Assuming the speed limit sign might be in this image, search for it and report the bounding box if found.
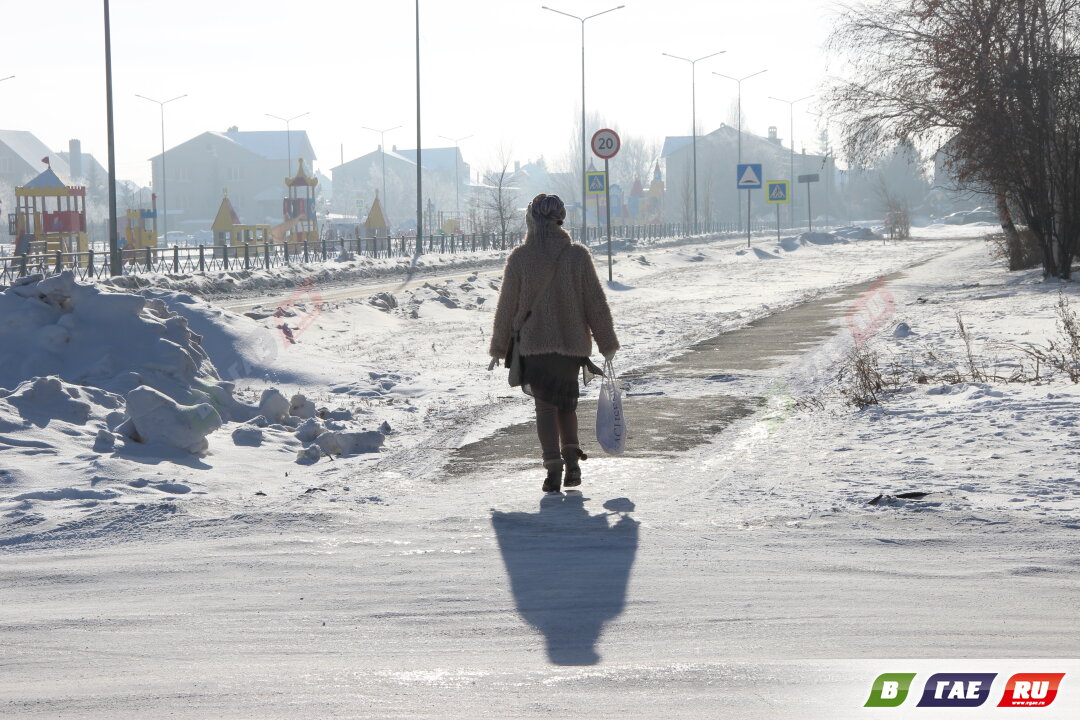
[591,128,620,159]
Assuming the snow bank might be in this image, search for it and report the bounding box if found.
[0,272,222,406]
[0,273,388,462]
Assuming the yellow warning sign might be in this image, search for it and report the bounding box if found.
[766,181,790,204]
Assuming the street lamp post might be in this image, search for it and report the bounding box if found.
[265,111,310,178]
[363,125,402,220]
[0,75,13,83]
[663,50,726,234]
[439,134,472,229]
[713,69,766,233]
[136,92,186,244]
[542,4,625,243]
[768,94,813,228]
[103,0,120,276]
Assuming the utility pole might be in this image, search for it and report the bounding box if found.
[542,4,625,242]
[104,0,120,275]
[663,50,726,233]
[769,94,813,228]
[136,93,186,243]
[713,69,766,233]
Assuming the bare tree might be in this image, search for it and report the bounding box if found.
[482,146,523,241]
[826,0,1080,278]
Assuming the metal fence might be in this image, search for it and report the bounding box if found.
[0,221,768,287]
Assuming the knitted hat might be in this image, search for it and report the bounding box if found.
[528,194,566,227]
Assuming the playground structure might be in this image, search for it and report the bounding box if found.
[123,194,158,254]
[284,157,318,243]
[211,190,270,255]
[12,161,88,256]
[365,192,389,238]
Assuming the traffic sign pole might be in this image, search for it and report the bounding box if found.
[776,204,781,242]
[591,128,620,282]
[747,190,752,247]
[604,158,612,282]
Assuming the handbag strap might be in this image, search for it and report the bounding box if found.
[515,245,569,332]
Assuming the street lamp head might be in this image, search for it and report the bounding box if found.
[267,111,310,124]
[0,75,15,83]
[664,50,726,65]
[542,5,583,22]
[769,94,814,106]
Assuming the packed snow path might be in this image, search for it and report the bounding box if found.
[2,232,1078,719]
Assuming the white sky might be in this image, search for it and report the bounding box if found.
[2,0,840,186]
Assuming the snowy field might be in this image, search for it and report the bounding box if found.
[1,224,1078,718]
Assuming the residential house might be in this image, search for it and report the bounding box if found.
[151,126,317,232]
[331,144,463,233]
[662,124,834,227]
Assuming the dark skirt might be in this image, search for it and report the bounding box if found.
[520,353,603,411]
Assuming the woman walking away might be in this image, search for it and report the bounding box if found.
[488,194,619,493]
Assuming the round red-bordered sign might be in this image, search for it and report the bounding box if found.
[591,128,621,159]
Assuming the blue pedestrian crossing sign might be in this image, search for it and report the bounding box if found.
[766,180,790,204]
[586,171,607,195]
[737,163,763,189]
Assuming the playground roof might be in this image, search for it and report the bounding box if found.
[365,195,388,230]
[287,158,318,187]
[24,167,68,189]
[212,193,242,231]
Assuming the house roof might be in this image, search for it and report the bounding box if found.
[660,136,693,158]
[153,129,316,163]
[225,129,315,161]
[0,130,72,179]
[394,147,461,173]
[331,147,416,173]
[57,150,108,181]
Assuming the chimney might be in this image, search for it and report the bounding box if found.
[68,139,83,179]
[768,126,779,145]
[514,161,520,172]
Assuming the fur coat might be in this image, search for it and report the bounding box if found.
[489,224,619,361]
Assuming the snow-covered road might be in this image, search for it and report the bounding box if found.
[2,227,1078,718]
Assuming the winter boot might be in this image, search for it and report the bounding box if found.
[561,445,587,488]
[542,459,563,493]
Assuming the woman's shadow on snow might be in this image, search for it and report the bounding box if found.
[491,494,638,666]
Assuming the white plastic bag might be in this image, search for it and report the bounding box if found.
[596,359,626,455]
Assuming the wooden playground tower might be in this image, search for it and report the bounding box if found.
[284,157,318,242]
[13,160,88,255]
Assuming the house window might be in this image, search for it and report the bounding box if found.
[0,157,11,174]
[174,167,189,182]
[228,167,243,182]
